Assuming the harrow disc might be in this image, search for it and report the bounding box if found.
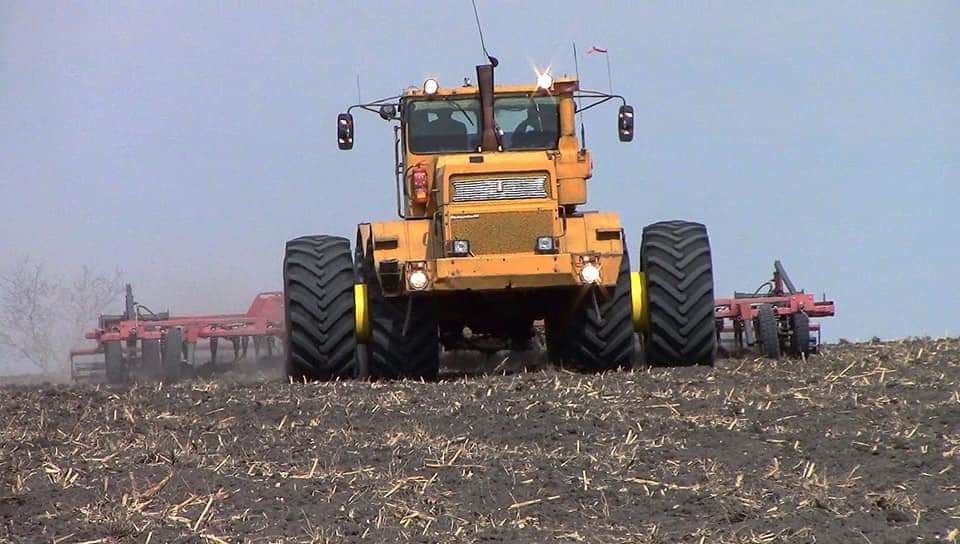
[163,328,184,382]
[104,341,125,384]
[142,339,162,377]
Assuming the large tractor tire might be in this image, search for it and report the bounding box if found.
[367,287,440,380]
[283,236,358,380]
[547,249,637,371]
[360,245,439,380]
[640,221,716,366]
[755,304,781,359]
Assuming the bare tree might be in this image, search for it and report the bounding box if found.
[63,266,124,344]
[0,258,125,375]
[0,258,61,373]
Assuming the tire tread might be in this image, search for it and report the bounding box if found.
[283,235,358,380]
[641,221,716,366]
[548,247,637,372]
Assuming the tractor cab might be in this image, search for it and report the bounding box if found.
[337,64,634,221]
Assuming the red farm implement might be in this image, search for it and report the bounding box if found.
[70,285,285,383]
[715,260,835,359]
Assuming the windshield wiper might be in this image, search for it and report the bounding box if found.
[441,98,476,127]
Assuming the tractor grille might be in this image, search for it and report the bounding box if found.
[447,210,554,255]
[451,174,548,203]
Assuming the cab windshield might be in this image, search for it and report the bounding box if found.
[406,98,481,153]
[495,95,560,151]
[406,95,560,154]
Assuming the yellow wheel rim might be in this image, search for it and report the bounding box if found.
[630,271,649,332]
[354,283,371,343]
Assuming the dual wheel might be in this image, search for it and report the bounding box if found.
[284,220,718,380]
[754,304,812,359]
[547,220,716,370]
[284,235,439,381]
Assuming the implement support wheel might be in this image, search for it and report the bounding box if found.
[755,304,781,359]
[788,312,811,355]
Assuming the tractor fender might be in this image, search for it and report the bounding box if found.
[357,218,432,270]
[561,211,626,256]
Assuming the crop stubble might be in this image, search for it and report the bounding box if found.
[1,338,959,543]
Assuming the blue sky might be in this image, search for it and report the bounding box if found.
[1,1,957,342]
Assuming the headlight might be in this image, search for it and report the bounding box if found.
[580,262,601,284]
[408,269,429,290]
[536,236,557,253]
[448,239,470,257]
[536,72,553,90]
[423,78,440,95]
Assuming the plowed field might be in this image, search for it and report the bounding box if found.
[2,338,959,543]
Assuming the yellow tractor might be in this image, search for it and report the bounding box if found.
[283,62,716,379]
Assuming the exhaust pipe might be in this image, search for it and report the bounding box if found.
[476,64,497,152]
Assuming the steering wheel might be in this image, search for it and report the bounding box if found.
[511,118,538,148]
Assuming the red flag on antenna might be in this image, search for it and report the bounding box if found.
[587,46,608,54]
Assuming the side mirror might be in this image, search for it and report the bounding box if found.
[617,105,634,142]
[337,113,354,150]
[378,104,397,121]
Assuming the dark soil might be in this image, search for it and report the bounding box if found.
[2,338,959,543]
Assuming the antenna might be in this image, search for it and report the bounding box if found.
[355,74,362,103]
[604,51,614,94]
[471,0,498,66]
[572,41,585,149]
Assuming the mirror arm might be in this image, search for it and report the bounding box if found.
[347,94,402,118]
[338,95,402,151]
[575,89,627,101]
[573,90,626,114]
